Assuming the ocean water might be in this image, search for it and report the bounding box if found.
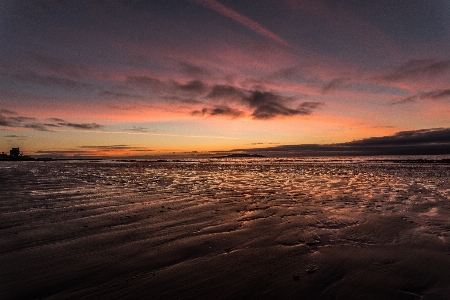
[2,157,450,298]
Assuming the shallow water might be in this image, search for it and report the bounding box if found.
[2,159,450,299]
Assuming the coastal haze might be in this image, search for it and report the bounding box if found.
[2,1,450,299]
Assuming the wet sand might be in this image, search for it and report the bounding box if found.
[1,160,450,299]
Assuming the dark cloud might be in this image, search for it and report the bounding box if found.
[209,106,244,117]
[0,109,18,115]
[391,96,416,105]
[0,116,14,127]
[23,123,49,131]
[0,113,103,131]
[419,89,450,100]
[244,91,278,107]
[126,76,207,95]
[47,118,66,123]
[270,67,300,79]
[125,126,148,133]
[64,123,103,130]
[80,145,147,150]
[297,102,324,114]
[191,106,244,118]
[179,98,203,104]
[244,91,322,120]
[35,144,153,157]
[348,128,450,146]
[179,62,210,77]
[191,108,208,116]
[44,118,103,130]
[0,111,36,127]
[207,85,246,100]
[0,114,48,130]
[4,135,26,138]
[245,91,290,119]
[10,116,36,123]
[11,73,90,89]
[392,89,450,105]
[383,59,450,81]
[249,142,280,145]
[29,52,86,78]
[175,80,207,93]
[126,76,162,86]
[80,145,149,152]
[251,102,300,119]
[322,78,347,93]
[34,150,90,155]
[240,128,450,156]
[192,88,323,120]
[162,96,203,104]
[43,123,63,128]
[99,91,141,99]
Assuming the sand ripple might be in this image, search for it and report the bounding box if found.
[1,160,450,299]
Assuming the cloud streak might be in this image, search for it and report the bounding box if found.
[383,59,450,81]
[125,126,149,133]
[392,89,450,104]
[192,0,291,47]
[0,110,37,127]
[29,52,87,78]
[34,145,153,157]
[79,145,148,150]
[11,73,90,89]
[0,110,104,131]
[0,109,18,115]
[322,78,348,94]
[45,118,103,130]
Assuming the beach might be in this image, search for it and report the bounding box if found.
[1,159,450,299]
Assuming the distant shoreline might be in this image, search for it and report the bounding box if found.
[2,156,450,164]
[212,153,266,159]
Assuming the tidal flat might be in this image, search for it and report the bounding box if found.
[1,159,450,299]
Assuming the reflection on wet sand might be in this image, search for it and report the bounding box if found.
[1,160,450,299]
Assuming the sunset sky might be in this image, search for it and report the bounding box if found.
[1,0,449,156]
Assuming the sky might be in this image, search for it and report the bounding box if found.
[1,0,449,157]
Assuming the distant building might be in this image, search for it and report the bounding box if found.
[0,147,34,161]
[10,147,21,157]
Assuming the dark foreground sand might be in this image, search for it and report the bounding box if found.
[1,160,450,299]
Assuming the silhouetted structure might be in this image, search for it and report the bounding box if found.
[10,147,21,157]
[0,147,35,161]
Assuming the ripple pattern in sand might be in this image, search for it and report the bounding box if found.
[2,160,450,299]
